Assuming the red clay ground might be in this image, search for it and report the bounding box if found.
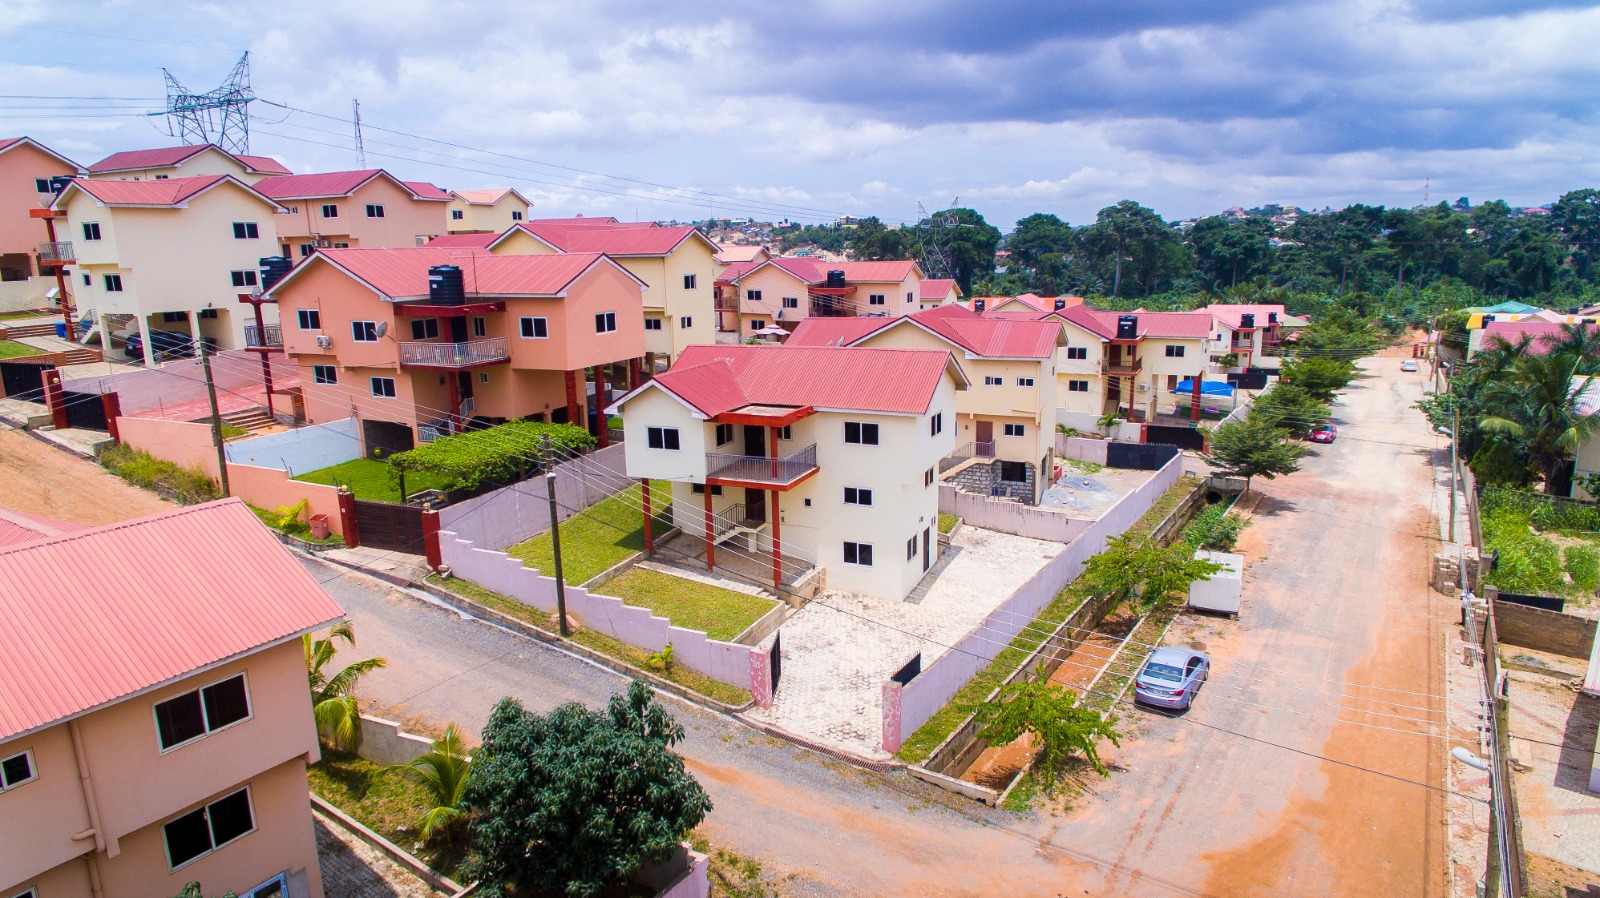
[0,425,172,525]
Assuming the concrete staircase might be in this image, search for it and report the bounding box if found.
[219,406,276,434]
[57,347,100,365]
[0,322,59,339]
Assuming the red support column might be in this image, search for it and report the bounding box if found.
[337,489,360,548]
[102,392,122,444]
[422,509,442,569]
[41,215,75,342]
[564,369,580,427]
[595,365,609,449]
[629,357,642,390]
[771,489,782,592]
[641,478,654,556]
[703,484,715,571]
[242,293,276,419]
[1190,371,1203,423]
[447,375,461,434]
[43,369,67,430]
[769,427,779,480]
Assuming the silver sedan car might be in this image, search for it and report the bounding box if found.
[1134,646,1210,710]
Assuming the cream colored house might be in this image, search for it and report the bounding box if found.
[1203,304,1304,370]
[611,344,966,601]
[0,499,345,898]
[712,258,925,339]
[253,170,448,258]
[788,305,1062,503]
[489,219,717,367]
[85,145,291,184]
[918,278,961,309]
[446,188,531,234]
[52,175,288,363]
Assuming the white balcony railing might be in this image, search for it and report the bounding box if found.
[706,444,818,488]
[397,337,509,368]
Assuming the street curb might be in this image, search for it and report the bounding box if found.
[736,715,906,773]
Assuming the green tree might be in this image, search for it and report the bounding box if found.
[1082,200,1186,296]
[930,208,1002,295]
[1249,384,1331,436]
[1207,416,1310,493]
[1553,188,1600,280]
[1280,357,1357,402]
[1479,351,1600,494]
[462,682,712,898]
[305,621,387,752]
[1007,212,1076,268]
[1187,216,1271,291]
[1075,532,1225,612]
[975,681,1121,776]
[390,722,473,843]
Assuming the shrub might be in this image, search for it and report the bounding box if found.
[1481,503,1567,595]
[100,444,220,504]
[1182,502,1249,552]
[1565,545,1600,594]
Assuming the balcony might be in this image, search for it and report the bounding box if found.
[706,443,819,490]
[1101,356,1142,377]
[36,241,73,265]
[714,293,741,312]
[397,337,510,369]
[244,324,282,348]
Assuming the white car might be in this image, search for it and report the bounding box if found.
[1401,360,1419,372]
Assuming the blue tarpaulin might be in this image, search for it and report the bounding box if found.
[1173,379,1235,396]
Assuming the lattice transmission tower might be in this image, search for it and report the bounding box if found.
[913,199,965,279]
[162,52,255,153]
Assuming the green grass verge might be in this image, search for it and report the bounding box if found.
[426,574,753,707]
[509,481,672,585]
[294,457,452,503]
[598,568,774,642]
[893,475,1202,764]
[99,443,218,504]
[0,340,42,359]
[219,423,249,439]
[308,750,467,877]
[938,513,960,535]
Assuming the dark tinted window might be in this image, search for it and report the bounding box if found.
[203,676,250,730]
[207,789,255,846]
[1,752,33,787]
[155,691,206,749]
[164,806,212,866]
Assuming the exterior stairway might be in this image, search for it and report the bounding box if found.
[219,406,276,434]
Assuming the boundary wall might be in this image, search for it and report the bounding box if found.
[437,443,628,551]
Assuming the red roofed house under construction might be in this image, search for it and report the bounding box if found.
[0,499,345,898]
[264,245,649,450]
[611,343,968,601]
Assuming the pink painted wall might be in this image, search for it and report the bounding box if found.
[0,142,74,265]
[227,463,344,529]
[437,443,628,550]
[65,350,290,416]
[272,176,444,250]
[118,416,220,476]
[0,723,94,886]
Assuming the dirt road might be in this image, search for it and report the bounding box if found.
[0,426,171,525]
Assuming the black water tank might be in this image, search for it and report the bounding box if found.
[1054,298,1067,310]
[47,175,73,194]
[974,299,986,313]
[1240,312,1256,328]
[1570,307,1582,315]
[1483,314,1496,324]
[826,269,846,288]
[1116,315,1138,340]
[428,265,465,305]
[258,256,293,290]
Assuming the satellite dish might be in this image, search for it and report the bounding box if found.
[374,321,389,338]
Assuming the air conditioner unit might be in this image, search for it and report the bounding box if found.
[1136,384,1150,392]
[315,335,333,349]
[315,239,332,248]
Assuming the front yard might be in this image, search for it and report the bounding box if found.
[308,750,468,877]
[597,568,775,642]
[0,340,42,359]
[294,458,453,503]
[509,480,671,584]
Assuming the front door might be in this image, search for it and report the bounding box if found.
[975,419,994,446]
[922,527,931,572]
[745,488,766,523]
[743,425,767,458]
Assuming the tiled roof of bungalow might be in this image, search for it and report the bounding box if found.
[254,169,446,202]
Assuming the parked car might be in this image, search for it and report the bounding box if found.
[1309,423,1337,443]
[1134,646,1210,710]
[123,330,211,361]
[1401,359,1419,372]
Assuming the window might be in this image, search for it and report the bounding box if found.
[230,270,258,288]
[683,274,697,289]
[410,318,439,340]
[844,487,873,506]
[746,289,762,302]
[1068,380,1090,392]
[199,309,218,320]
[907,291,914,304]
[351,320,378,342]
[519,317,548,339]
[82,273,91,286]
[298,244,314,257]
[164,787,255,869]
[320,204,338,218]
[843,542,873,566]
[370,377,396,398]
[451,209,465,220]
[511,211,524,221]
[907,535,918,561]
[231,222,260,239]
[646,426,680,450]
[8,889,36,898]
[103,274,123,292]
[984,376,1003,386]
[154,674,250,751]
[471,316,486,337]
[1165,344,1185,358]
[782,296,798,309]
[1017,377,1035,387]
[924,466,935,487]
[1066,346,1088,360]
[644,318,663,331]
[930,412,943,436]
[679,316,692,329]
[868,294,886,306]
[242,874,287,898]
[312,365,337,385]
[715,423,734,445]
[776,425,792,440]
[82,221,102,241]
[34,177,50,193]
[1004,423,1026,437]
[844,421,879,445]
[333,242,349,248]
[0,749,36,791]
[162,311,187,324]
[365,204,385,218]
[595,312,617,333]
[155,174,169,180]
[296,309,321,330]
[690,483,724,496]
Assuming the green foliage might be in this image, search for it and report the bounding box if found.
[1076,532,1226,612]
[975,681,1122,776]
[1097,412,1122,430]
[1281,357,1357,402]
[1479,349,1600,493]
[294,457,452,503]
[1067,457,1105,475]
[1056,423,1081,438]
[99,444,220,504]
[388,420,596,492]
[1566,545,1600,594]
[1470,437,1533,488]
[305,621,387,752]
[510,481,672,584]
[0,339,44,359]
[644,643,675,672]
[1576,472,1600,501]
[1484,486,1600,534]
[1182,502,1250,552]
[601,569,774,642]
[169,884,237,898]
[389,723,472,843]
[1206,416,1310,491]
[462,683,712,898]
[1249,383,1331,436]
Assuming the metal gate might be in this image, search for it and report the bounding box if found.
[769,632,782,694]
[59,390,109,430]
[0,360,50,399]
[352,499,425,553]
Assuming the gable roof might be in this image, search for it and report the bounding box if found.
[920,278,959,300]
[55,174,284,211]
[632,344,965,417]
[714,243,768,264]
[1204,304,1292,329]
[788,304,1061,359]
[1044,306,1211,340]
[267,246,646,301]
[233,153,291,174]
[496,222,714,257]
[0,509,83,548]
[451,188,531,206]
[0,136,82,171]
[0,499,345,741]
[427,233,499,248]
[254,169,445,202]
[87,144,286,175]
[714,256,921,287]
[401,180,451,201]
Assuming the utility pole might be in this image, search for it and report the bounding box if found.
[1449,404,1459,544]
[541,435,569,636]
[199,340,230,497]
[352,98,366,168]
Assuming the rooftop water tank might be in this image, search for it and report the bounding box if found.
[428,265,466,305]
[258,257,293,291]
[1116,315,1138,340]
[825,270,846,288]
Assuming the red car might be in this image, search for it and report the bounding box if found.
[1309,424,1337,443]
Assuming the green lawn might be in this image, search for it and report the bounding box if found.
[510,481,672,584]
[938,513,960,534]
[294,457,452,503]
[598,568,775,642]
[0,340,41,359]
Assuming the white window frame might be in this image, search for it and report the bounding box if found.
[776,425,792,440]
[868,294,886,306]
[230,270,258,288]
[296,309,321,330]
[410,318,440,340]
[715,423,734,446]
[0,748,37,792]
[365,203,385,219]
[644,318,663,331]
[241,873,288,898]
[82,221,102,241]
[1004,423,1026,437]
[747,289,762,302]
[1017,377,1035,387]
[782,296,799,309]
[679,316,692,329]
[1066,346,1088,360]
[1068,380,1090,392]
[231,221,260,240]
[351,320,379,342]
[7,887,38,898]
[1165,344,1185,358]
[471,316,487,338]
[924,466,935,487]
[683,274,697,289]
[646,426,680,450]
[371,377,397,398]
[930,412,943,436]
[163,785,257,871]
[320,203,338,218]
[519,317,548,339]
[844,421,879,445]
[103,274,123,292]
[451,209,465,220]
[907,535,918,561]
[984,376,1003,386]
[152,672,253,754]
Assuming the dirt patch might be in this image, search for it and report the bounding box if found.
[0,426,172,524]
[1527,852,1600,896]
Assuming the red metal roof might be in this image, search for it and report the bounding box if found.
[86,144,286,175]
[428,233,499,248]
[452,188,517,204]
[1480,321,1595,355]
[233,153,291,174]
[785,318,892,347]
[276,246,634,300]
[61,175,278,209]
[789,305,1060,358]
[254,169,406,200]
[1205,304,1289,329]
[714,260,764,284]
[1088,310,1213,339]
[511,223,709,256]
[0,499,345,741]
[649,344,961,416]
[834,260,918,282]
[920,278,958,300]
[401,180,451,201]
[0,510,82,547]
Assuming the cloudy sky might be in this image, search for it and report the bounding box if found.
[3,0,1597,229]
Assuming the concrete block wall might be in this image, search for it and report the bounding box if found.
[1494,599,1598,659]
[437,443,629,551]
[64,349,293,415]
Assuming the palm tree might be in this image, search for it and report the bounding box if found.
[390,723,472,842]
[305,621,387,752]
[1548,321,1600,374]
[1480,350,1600,493]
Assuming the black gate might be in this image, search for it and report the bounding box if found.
[1107,441,1181,470]
[0,360,51,399]
[1227,368,1270,390]
[59,390,108,430]
[1497,592,1565,612]
[352,499,425,553]
[769,632,782,694]
[1145,424,1207,451]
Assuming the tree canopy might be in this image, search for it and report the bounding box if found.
[1207,415,1310,492]
[388,420,595,492]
